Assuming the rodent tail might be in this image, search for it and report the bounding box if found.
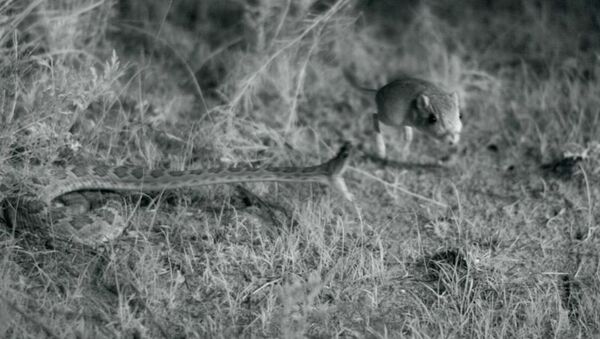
[342,68,377,94]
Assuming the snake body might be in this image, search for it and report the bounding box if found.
[1,144,353,245]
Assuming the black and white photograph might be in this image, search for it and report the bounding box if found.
[1,0,599,337]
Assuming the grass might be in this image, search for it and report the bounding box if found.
[1,0,600,337]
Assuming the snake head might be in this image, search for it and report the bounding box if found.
[324,142,354,201]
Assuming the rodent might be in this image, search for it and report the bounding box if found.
[345,70,462,159]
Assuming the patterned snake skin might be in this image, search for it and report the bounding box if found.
[1,144,353,245]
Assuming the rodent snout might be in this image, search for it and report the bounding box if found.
[445,134,460,146]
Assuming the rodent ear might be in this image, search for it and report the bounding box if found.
[416,94,430,111]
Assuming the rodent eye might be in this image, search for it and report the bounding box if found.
[459,113,463,120]
[427,113,437,124]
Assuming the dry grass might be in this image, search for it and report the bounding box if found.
[1,0,600,337]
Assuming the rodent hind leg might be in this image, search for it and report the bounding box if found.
[376,133,386,159]
[373,114,387,159]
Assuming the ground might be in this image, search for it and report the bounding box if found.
[1,0,600,338]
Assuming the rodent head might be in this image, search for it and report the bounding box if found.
[413,91,462,146]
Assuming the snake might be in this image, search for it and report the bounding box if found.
[1,143,353,245]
